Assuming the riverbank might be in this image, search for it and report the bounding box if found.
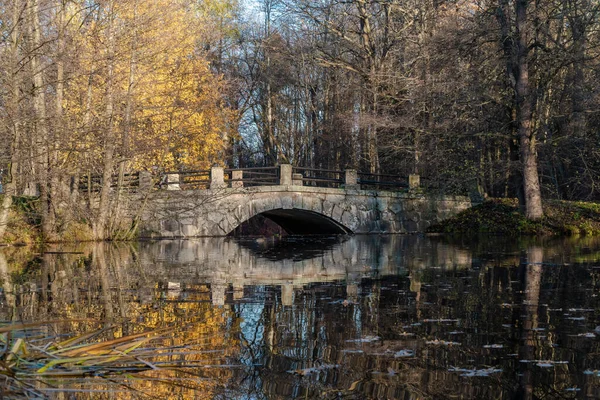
[0,196,41,245]
[0,195,95,245]
[427,198,600,236]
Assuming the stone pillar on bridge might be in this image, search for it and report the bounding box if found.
[344,169,359,190]
[210,167,226,189]
[292,173,303,186]
[409,174,420,191]
[231,170,243,188]
[279,164,293,186]
[166,174,180,190]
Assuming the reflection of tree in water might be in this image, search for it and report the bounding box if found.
[0,238,598,398]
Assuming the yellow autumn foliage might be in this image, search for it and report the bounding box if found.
[63,0,234,173]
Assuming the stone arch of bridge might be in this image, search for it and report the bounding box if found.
[220,193,356,236]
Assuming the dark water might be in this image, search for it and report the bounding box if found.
[1,235,599,399]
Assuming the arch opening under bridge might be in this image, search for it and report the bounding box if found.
[228,208,353,236]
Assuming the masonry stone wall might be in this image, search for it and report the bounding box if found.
[122,185,472,237]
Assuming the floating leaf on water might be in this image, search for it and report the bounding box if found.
[536,362,554,368]
[394,350,414,358]
[287,364,339,376]
[576,333,596,338]
[426,340,461,346]
[448,367,502,377]
[519,360,569,367]
[345,336,380,343]
[422,319,460,323]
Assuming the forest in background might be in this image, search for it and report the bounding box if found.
[0,0,599,240]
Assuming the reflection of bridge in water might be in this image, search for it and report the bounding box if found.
[139,236,473,305]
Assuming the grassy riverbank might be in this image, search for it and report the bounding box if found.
[0,195,95,245]
[428,198,600,236]
[0,196,42,246]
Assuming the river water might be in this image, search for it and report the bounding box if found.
[0,235,599,399]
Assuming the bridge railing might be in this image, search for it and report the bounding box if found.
[292,167,344,188]
[158,170,211,190]
[79,172,140,193]
[224,166,279,187]
[358,172,410,190]
[76,165,420,193]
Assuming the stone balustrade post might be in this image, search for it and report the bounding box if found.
[292,173,303,186]
[231,170,243,188]
[210,167,226,189]
[409,174,420,191]
[344,169,359,190]
[211,283,226,306]
[279,164,292,186]
[281,284,294,306]
[166,173,180,190]
[139,171,153,192]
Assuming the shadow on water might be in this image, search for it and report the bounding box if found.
[0,235,599,398]
[233,235,348,261]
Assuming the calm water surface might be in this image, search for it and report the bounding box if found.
[1,235,599,399]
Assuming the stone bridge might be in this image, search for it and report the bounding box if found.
[119,165,472,237]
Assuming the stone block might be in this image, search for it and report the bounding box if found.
[292,173,303,186]
[166,174,180,190]
[344,169,359,190]
[279,164,293,186]
[231,170,244,188]
[210,167,226,189]
[279,195,292,210]
[409,174,420,190]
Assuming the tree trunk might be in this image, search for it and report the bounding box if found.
[111,1,138,235]
[515,0,543,219]
[30,0,54,236]
[94,4,117,240]
[0,0,24,240]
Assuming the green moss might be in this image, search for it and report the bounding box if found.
[428,199,600,236]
